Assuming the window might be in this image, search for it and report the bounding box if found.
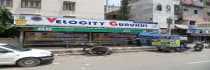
[2,45,31,52]
[63,1,75,11]
[207,12,210,16]
[194,10,198,14]
[0,48,7,52]
[21,0,41,9]
[190,21,196,25]
[0,0,12,7]
[166,5,171,12]
[184,8,188,11]
[156,4,162,11]
[0,48,11,53]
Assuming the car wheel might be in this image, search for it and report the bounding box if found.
[89,47,111,56]
[17,58,41,67]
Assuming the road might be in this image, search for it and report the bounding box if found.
[1,49,210,70]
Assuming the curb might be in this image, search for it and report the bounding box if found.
[49,47,156,56]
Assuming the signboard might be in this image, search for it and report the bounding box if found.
[188,23,210,34]
[180,37,188,40]
[181,0,204,7]
[14,15,159,29]
[196,22,210,28]
[34,27,144,33]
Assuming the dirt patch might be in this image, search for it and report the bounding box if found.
[0,38,18,45]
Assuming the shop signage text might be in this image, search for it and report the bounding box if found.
[14,15,158,29]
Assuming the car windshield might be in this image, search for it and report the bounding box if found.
[2,45,31,52]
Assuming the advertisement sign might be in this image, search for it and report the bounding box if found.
[181,0,204,7]
[188,22,210,34]
[14,15,159,29]
[196,22,210,28]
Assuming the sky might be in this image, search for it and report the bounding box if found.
[104,0,121,6]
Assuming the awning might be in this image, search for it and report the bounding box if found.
[175,24,188,29]
[34,27,144,33]
[140,33,169,37]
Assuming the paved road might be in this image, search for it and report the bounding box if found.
[1,49,210,70]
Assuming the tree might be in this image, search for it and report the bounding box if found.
[118,0,130,20]
[0,7,14,37]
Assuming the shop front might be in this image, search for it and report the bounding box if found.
[188,22,210,43]
[14,15,159,47]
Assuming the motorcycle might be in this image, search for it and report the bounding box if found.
[194,43,204,51]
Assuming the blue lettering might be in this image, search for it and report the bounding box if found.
[56,20,61,24]
[63,20,67,24]
[69,20,77,24]
[145,24,148,27]
[130,24,135,27]
[99,22,105,26]
[92,22,98,25]
[89,21,92,25]
[119,23,124,26]
[135,24,140,27]
[125,24,129,26]
[140,24,147,27]
[79,21,87,25]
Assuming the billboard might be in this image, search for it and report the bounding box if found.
[181,0,204,7]
[14,15,159,29]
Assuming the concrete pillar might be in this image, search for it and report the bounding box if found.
[19,31,24,47]
[88,32,92,43]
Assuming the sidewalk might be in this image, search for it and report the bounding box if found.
[32,46,155,55]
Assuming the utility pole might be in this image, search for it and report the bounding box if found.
[167,17,173,35]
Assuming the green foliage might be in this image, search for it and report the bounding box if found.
[0,7,15,37]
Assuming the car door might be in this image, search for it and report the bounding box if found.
[0,48,16,64]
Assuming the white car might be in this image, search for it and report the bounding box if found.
[0,43,54,67]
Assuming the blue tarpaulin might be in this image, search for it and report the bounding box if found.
[140,33,169,37]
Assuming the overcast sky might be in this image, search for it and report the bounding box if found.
[104,0,121,6]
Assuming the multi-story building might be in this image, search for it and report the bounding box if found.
[0,0,104,19]
[104,5,120,19]
[186,0,210,42]
[105,5,120,14]
[181,0,205,25]
[128,0,181,34]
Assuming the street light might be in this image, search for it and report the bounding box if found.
[167,17,173,35]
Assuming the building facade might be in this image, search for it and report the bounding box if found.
[0,0,104,19]
[186,0,210,43]
[128,0,180,34]
[104,5,120,19]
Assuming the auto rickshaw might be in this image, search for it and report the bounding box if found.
[152,35,188,52]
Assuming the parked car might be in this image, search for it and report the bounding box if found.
[0,43,54,67]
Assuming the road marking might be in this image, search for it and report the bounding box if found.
[187,60,210,64]
[81,67,86,70]
[84,63,90,66]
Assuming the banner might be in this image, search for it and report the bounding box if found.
[14,15,159,29]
